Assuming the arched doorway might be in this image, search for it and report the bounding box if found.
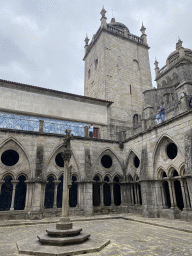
[0,175,13,211]
[69,175,77,207]
[14,175,26,210]
[113,176,121,206]
[57,175,63,208]
[103,176,111,206]
[93,175,100,206]
[44,175,55,209]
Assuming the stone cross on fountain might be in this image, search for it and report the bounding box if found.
[57,129,73,229]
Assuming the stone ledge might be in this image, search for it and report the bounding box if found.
[17,235,110,255]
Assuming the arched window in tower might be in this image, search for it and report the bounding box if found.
[95,59,98,70]
[133,114,139,126]
[88,69,90,79]
[133,59,139,71]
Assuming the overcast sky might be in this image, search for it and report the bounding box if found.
[0,0,191,95]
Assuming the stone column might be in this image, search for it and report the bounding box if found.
[83,181,93,216]
[180,179,190,209]
[120,183,127,206]
[110,183,114,206]
[10,180,19,211]
[53,180,61,209]
[100,182,104,206]
[160,182,166,208]
[77,182,83,208]
[24,180,31,211]
[41,181,48,210]
[130,184,134,205]
[126,183,132,206]
[168,180,177,208]
[134,184,139,205]
[155,180,164,208]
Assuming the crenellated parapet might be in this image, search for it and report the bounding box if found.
[83,8,149,60]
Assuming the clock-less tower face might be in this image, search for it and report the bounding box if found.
[84,14,152,128]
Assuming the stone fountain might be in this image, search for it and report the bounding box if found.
[17,129,110,255]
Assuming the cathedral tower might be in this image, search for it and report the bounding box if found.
[83,7,152,132]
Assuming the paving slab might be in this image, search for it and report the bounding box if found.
[1,218,192,255]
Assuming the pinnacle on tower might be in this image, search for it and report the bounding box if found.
[84,34,90,54]
[154,58,160,77]
[176,37,183,50]
[111,17,116,23]
[140,22,147,44]
[140,22,146,35]
[100,6,107,18]
[84,34,89,46]
[100,6,107,29]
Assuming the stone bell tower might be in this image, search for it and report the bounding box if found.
[83,7,152,133]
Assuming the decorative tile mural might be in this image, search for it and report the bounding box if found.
[0,112,87,137]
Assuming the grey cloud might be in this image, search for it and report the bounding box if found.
[0,0,191,93]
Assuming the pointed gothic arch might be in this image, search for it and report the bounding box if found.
[0,137,32,168]
[45,143,80,181]
[153,134,184,179]
[92,147,123,173]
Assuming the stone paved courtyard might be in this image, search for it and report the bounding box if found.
[1,216,192,256]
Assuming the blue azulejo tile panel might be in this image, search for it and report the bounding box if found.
[0,112,87,137]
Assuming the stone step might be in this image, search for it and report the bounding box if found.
[37,232,90,245]
[46,227,82,237]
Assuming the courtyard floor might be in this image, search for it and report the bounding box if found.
[0,213,192,255]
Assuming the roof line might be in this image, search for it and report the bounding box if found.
[0,78,113,105]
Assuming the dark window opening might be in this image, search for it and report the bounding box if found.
[95,59,98,69]
[134,156,140,168]
[0,175,13,211]
[14,175,26,210]
[69,176,77,207]
[138,184,142,205]
[162,171,167,178]
[130,84,132,94]
[133,114,139,126]
[101,155,112,168]
[167,143,177,159]
[173,170,179,177]
[174,180,184,210]
[104,176,111,206]
[57,175,63,208]
[55,153,64,167]
[1,150,19,166]
[93,128,99,138]
[44,176,54,209]
[93,175,100,206]
[113,176,121,206]
[88,69,90,79]
[163,181,171,208]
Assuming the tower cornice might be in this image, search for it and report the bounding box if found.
[83,26,149,61]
